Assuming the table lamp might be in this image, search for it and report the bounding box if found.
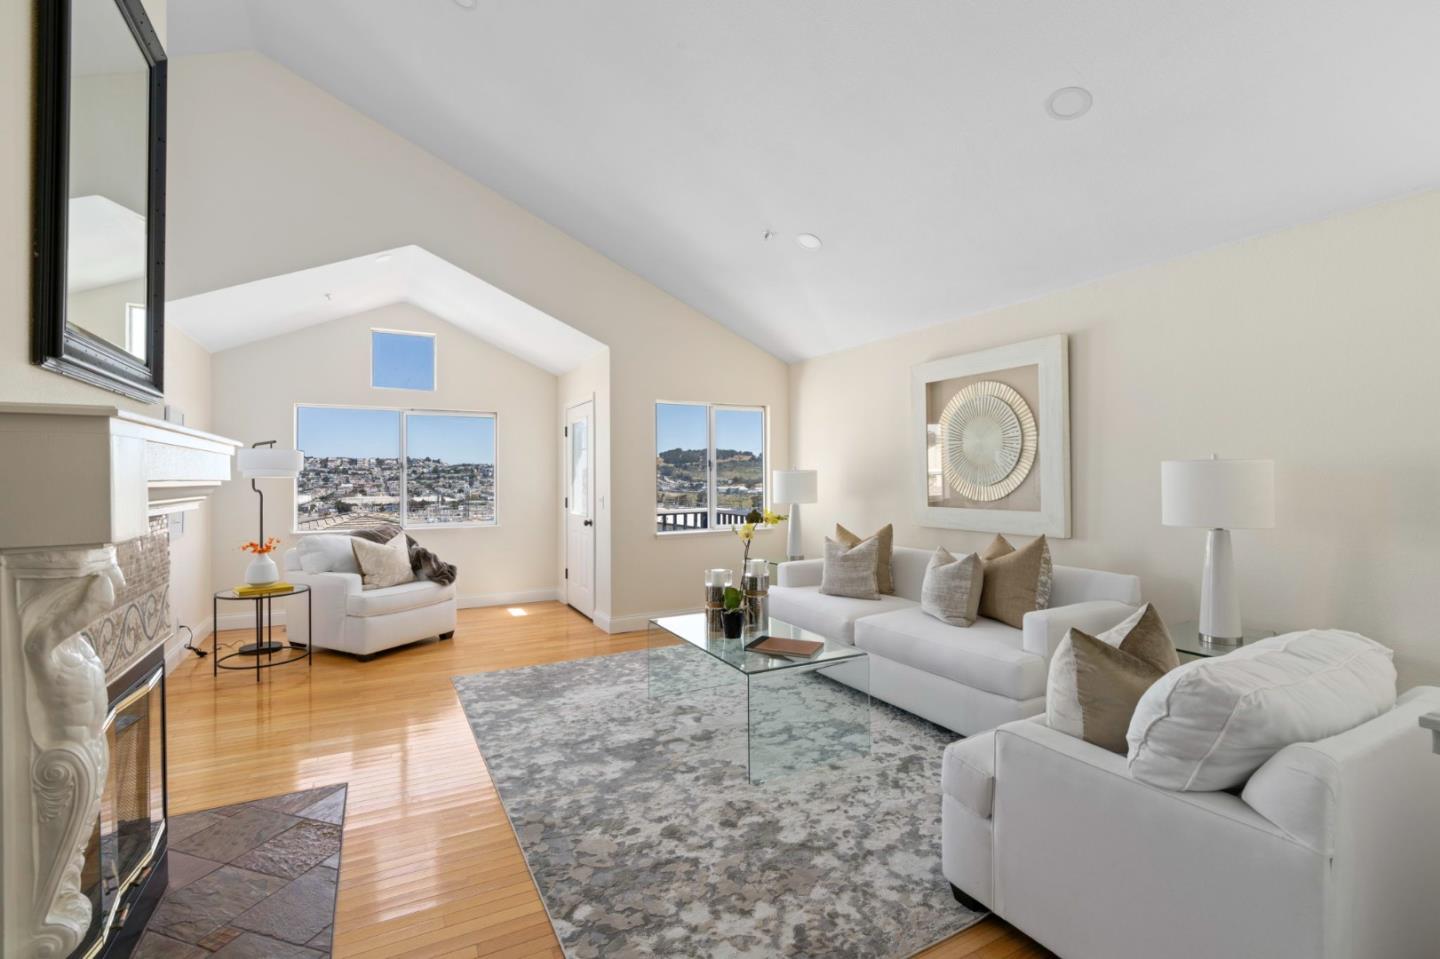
[1161,455,1274,645]
[772,469,818,561]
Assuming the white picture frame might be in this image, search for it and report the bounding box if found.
[911,334,1071,537]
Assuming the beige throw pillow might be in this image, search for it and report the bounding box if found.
[351,531,416,590]
[835,523,895,594]
[1047,603,1178,754]
[920,547,984,626]
[977,534,1053,628]
[820,536,880,600]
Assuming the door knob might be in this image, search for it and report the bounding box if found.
[583,519,593,526]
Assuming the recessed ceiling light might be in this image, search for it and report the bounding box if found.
[795,233,823,250]
[1045,86,1093,121]
[452,0,477,8]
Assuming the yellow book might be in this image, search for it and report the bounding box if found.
[234,582,295,597]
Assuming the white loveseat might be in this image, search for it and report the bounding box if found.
[772,546,1142,734]
[282,547,457,658]
[942,686,1440,959]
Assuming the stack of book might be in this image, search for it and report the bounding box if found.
[233,582,295,597]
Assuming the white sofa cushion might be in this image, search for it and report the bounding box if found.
[767,585,916,644]
[1127,629,1397,791]
[346,579,455,618]
[853,606,1047,700]
[295,533,361,574]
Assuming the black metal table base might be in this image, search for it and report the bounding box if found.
[213,586,313,683]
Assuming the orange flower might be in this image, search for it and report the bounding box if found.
[241,537,282,555]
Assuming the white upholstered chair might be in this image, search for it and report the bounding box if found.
[282,543,457,659]
[942,686,1440,959]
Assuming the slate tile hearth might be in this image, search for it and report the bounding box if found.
[133,786,346,959]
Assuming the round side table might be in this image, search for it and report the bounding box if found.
[212,585,312,682]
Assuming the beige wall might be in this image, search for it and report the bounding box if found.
[162,324,214,653]
[209,303,559,606]
[790,188,1440,687]
[167,51,788,627]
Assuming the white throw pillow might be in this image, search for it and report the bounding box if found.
[351,532,416,590]
[295,533,361,574]
[1126,629,1396,791]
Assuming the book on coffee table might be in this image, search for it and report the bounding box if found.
[745,635,824,659]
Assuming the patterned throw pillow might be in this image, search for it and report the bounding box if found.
[351,531,416,590]
[1047,603,1178,753]
[835,523,895,594]
[820,536,881,600]
[920,547,984,626]
[977,534,1053,628]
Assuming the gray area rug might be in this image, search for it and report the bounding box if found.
[134,784,346,958]
[453,647,983,958]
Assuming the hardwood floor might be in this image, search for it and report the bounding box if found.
[167,601,1049,958]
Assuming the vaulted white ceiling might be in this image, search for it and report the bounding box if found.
[167,245,605,374]
[172,0,1440,361]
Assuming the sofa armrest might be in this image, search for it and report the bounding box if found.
[777,559,823,588]
[286,570,361,647]
[1020,600,1138,660]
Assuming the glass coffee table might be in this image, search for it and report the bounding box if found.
[647,613,871,783]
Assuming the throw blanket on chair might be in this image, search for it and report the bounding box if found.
[349,525,458,586]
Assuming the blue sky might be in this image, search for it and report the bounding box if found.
[656,404,763,454]
[298,407,494,464]
[372,331,436,390]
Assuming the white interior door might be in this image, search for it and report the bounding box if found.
[564,400,595,618]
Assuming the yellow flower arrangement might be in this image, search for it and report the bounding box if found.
[734,508,785,567]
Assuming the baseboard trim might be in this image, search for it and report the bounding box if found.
[595,607,700,635]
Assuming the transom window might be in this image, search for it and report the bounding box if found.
[655,402,765,533]
[371,329,436,390]
[295,405,496,529]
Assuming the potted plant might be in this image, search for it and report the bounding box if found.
[721,586,746,639]
[241,536,282,586]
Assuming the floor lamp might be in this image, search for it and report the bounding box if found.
[772,470,818,561]
[1161,455,1274,645]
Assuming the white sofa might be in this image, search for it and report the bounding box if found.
[283,547,457,658]
[942,686,1440,959]
[772,546,1142,734]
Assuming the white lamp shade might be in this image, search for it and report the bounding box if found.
[1161,458,1274,529]
[772,469,818,505]
[236,446,304,479]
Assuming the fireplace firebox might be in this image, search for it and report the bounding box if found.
[72,646,169,959]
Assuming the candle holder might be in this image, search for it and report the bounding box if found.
[742,558,769,630]
[704,568,733,634]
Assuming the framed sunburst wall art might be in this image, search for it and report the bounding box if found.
[910,334,1071,537]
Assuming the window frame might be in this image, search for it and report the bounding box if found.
[293,402,498,532]
[655,400,768,536]
[369,328,438,392]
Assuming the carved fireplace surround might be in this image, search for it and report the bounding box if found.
[0,404,239,958]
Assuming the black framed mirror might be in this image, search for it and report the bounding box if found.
[32,0,167,403]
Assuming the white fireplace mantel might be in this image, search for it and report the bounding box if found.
[0,404,240,958]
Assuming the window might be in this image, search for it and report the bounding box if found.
[125,304,147,362]
[371,330,436,390]
[296,405,496,530]
[655,402,765,533]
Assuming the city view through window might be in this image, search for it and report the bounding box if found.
[656,402,764,532]
[296,406,496,530]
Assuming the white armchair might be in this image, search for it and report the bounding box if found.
[942,686,1440,959]
[283,547,457,659]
